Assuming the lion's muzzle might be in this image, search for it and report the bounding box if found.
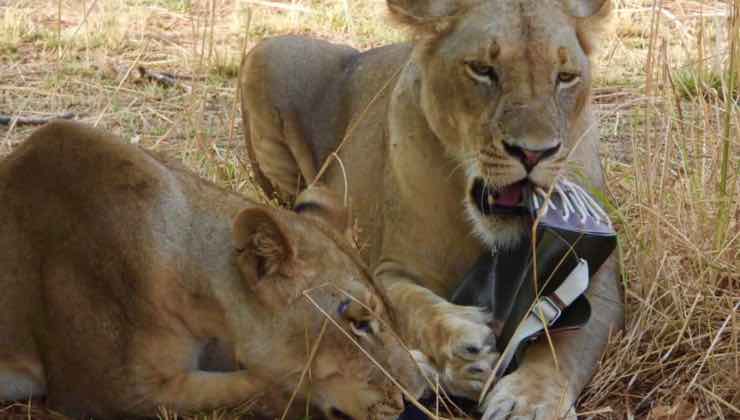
[470,178,529,216]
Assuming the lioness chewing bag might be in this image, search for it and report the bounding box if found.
[0,121,425,419]
[241,0,624,418]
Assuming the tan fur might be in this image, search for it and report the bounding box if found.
[0,121,424,420]
[241,0,623,417]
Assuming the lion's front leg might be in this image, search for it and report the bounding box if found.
[482,344,578,420]
[377,267,499,400]
[482,254,623,420]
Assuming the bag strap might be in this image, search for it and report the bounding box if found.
[491,259,590,381]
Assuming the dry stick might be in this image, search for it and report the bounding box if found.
[279,319,329,420]
[331,152,349,208]
[302,290,451,420]
[576,407,614,416]
[0,112,75,126]
[2,96,32,151]
[137,66,192,93]
[245,0,314,14]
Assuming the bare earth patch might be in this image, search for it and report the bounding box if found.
[1,0,738,419]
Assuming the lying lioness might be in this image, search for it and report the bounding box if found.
[240,0,624,418]
[0,121,424,419]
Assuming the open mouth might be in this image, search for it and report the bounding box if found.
[470,177,530,216]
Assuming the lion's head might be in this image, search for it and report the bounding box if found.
[232,188,425,420]
[389,0,610,248]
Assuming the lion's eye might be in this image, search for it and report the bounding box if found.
[350,319,374,336]
[338,298,376,336]
[465,61,498,85]
[337,299,351,316]
[557,72,580,88]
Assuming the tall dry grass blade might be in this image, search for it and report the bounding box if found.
[645,0,664,96]
[207,0,217,65]
[714,0,739,248]
[685,301,740,392]
[311,61,408,186]
[56,0,62,60]
[342,0,354,33]
[279,319,328,420]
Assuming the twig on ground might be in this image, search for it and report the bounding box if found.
[137,66,192,93]
[0,112,75,126]
[245,0,314,14]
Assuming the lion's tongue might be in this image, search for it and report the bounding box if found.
[496,183,523,207]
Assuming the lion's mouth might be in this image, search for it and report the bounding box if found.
[470,177,530,216]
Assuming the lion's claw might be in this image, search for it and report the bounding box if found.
[482,370,577,420]
[415,303,499,399]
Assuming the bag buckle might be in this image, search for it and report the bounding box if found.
[534,295,565,326]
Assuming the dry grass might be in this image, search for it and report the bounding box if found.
[0,0,738,419]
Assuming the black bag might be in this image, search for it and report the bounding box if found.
[399,180,617,419]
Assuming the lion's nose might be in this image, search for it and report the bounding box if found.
[503,141,561,171]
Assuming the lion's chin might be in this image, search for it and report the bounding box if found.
[465,203,530,250]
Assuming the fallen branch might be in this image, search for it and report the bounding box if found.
[137,66,192,93]
[245,0,314,13]
[0,112,75,126]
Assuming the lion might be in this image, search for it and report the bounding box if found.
[240,0,625,417]
[0,120,425,420]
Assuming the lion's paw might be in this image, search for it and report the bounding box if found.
[482,370,577,420]
[417,303,498,398]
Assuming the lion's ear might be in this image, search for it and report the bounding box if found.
[232,208,295,288]
[562,0,611,18]
[387,0,472,30]
[562,0,612,55]
[294,186,355,245]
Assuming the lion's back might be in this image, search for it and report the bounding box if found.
[240,37,413,261]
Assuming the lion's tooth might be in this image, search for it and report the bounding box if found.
[487,191,496,207]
